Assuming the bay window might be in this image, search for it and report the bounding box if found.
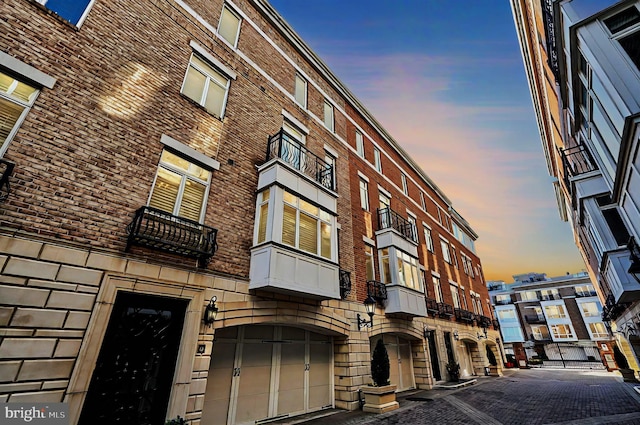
[378,247,422,292]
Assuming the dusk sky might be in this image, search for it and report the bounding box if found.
[267,0,606,283]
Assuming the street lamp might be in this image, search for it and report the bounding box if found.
[357,296,376,329]
[477,327,488,339]
[453,330,459,341]
[203,296,219,327]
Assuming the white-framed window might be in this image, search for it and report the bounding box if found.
[218,4,242,47]
[365,244,375,281]
[374,148,382,173]
[520,291,539,301]
[495,294,511,305]
[460,287,468,310]
[181,54,231,118]
[356,130,364,158]
[324,152,336,190]
[323,100,334,132]
[0,71,39,157]
[575,285,596,297]
[497,309,517,322]
[432,275,443,302]
[401,173,408,195]
[420,192,426,211]
[544,304,567,319]
[379,248,392,283]
[579,301,601,317]
[588,322,609,339]
[396,250,421,290]
[440,238,451,263]
[359,179,369,211]
[550,324,575,339]
[450,283,460,308]
[531,325,550,340]
[256,188,270,244]
[36,0,95,27]
[407,215,417,242]
[148,150,212,222]
[451,246,459,268]
[282,190,332,259]
[423,226,434,252]
[539,289,559,301]
[294,74,307,108]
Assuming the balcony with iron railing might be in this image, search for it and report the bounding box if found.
[574,289,597,297]
[525,315,546,324]
[266,129,334,191]
[126,206,218,268]
[559,143,607,203]
[437,302,454,318]
[376,207,418,243]
[560,144,597,181]
[539,293,560,301]
[492,319,500,330]
[454,308,475,323]
[0,158,15,202]
[367,280,387,304]
[477,315,492,329]
[339,269,351,299]
[426,297,439,316]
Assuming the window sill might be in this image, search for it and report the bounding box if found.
[179,93,225,122]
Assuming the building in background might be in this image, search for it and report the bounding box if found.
[488,272,613,369]
[511,0,640,375]
[0,0,495,423]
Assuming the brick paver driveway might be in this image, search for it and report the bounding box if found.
[298,368,640,425]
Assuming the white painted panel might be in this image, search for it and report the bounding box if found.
[375,229,418,257]
[385,285,427,317]
[605,250,640,303]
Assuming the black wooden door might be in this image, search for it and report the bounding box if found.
[79,292,188,425]
[426,330,442,381]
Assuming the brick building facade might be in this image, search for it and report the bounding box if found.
[0,1,497,424]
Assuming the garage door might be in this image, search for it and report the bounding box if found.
[372,335,415,392]
[203,325,333,425]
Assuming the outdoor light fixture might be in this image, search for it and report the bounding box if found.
[203,296,219,327]
[477,327,488,339]
[453,330,459,341]
[628,237,640,284]
[357,295,376,329]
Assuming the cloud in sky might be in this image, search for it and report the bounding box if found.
[325,51,587,282]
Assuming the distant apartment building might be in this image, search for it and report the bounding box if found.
[511,0,640,373]
[0,0,496,423]
[488,272,613,368]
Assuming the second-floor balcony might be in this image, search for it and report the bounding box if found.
[492,319,500,330]
[560,144,597,181]
[525,315,546,324]
[339,269,351,299]
[367,280,388,304]
[126,206,218,268]
[377,207,418,243]
[426,297,439,316]
[454,308,475,323]
[539,293,560,301]
[477,315,492,329]
[266,129,334,191]
[437,302,454,318]
[0,158,15,202]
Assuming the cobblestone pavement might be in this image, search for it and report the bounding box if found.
[280,369,640,425]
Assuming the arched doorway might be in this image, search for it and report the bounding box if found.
[370,334,415,391]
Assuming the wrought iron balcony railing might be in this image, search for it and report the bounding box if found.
[126,206,218,268]
[574,290,597,297]
[454,308,475,323]
[426,297,439,316]
[539,293,560,301]
[367,280,387,303]
[560,144,597,178]
[339,269,351,299]
[477,315,492,329]
[376,207,418,243]
[0,159,15,202]
[266,129,334,191]
[437,302,454,318]
[603,293,628,320]
[525,315,546,324]
[492,319,500,330]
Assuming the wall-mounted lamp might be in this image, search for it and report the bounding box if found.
[628,237,640,284]
[357,295,376,330]
[453,330,459,341]
[477,327,488,339]
[203,296,219,327]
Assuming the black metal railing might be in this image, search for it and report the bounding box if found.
[539,293,560,301]
[367,280,387,303]
[525,315,546,324]
[454,308,475,323]
[0,159,15,202]
[339,269,351,299]
[376,207,417,243]
[266,129,334,190]
[477,315,492,329]
[603,293,628,321]
[126,206,218,268]
[426,297,439,316]
[492,319,500,330]
[560,144,597,178]
[437,302,454,318]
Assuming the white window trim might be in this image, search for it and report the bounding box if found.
[217,3,242,48]
[189,41,237,80]
[377,185,391,199]
[160,135,220,170]
[324,144,338,159]
[374,148,382,173]
[357,171,369,182]
[294,73,307,108]
[362,235,375,246]
[181,51,232,118]
[401,173,408,195]
[281,110,310,134]
[323,100,334,132]
[356,130,365,158]
[0,52,56,89]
